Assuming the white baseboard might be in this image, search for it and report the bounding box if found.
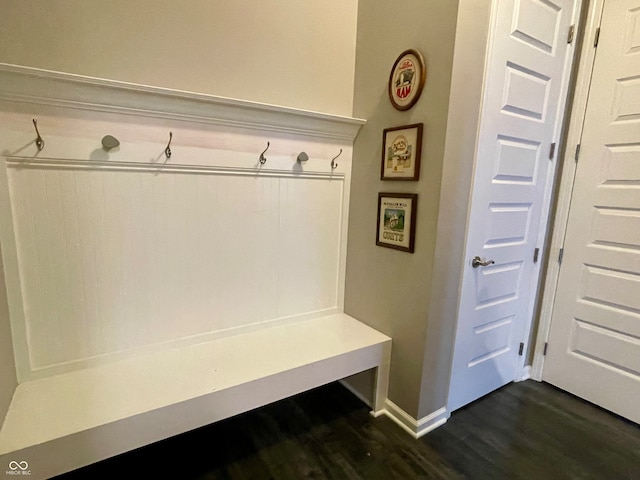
[382,400,448,439]
[338,379,448,438]
[516,365,532,382]
[370,409,386,418]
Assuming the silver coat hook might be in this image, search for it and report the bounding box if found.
[101,135,120,150]
[259,142,270,165]
[331,149,342,170]
[165,132,173,159]
[32,119,44,151]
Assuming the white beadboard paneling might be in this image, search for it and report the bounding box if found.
[7,162,345,374]
[277,178,344,317]
[0,72,362,380]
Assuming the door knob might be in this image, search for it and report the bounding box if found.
[472,256,495,268]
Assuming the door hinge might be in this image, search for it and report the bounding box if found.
[519,342,524,356]
[543,342,549,356]
[558,247,564,264]
[567,24,575,44]
[575,144,581,162]
[549,142,556,160]
[533,247,540,263]
[594,27,601,48]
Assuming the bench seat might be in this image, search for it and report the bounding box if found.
[0,313,390,479]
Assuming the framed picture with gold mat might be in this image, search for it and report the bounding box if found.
[381,123,423,181]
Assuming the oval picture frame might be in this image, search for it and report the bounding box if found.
[388,49,426,111]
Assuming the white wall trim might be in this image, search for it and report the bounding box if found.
[5,157,345,181]
[383,400,448,439]
[516,0,584,382]
[0,64,365,142]
[516,365,531,382]
[0,159,28,384]
[532,0,605,381]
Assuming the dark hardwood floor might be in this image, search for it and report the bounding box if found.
[56,380,640,480]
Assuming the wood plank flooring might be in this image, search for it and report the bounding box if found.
[56,380,640,479]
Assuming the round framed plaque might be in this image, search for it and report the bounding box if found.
[388,49,426,111]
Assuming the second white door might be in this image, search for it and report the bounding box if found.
[543,0,640,424]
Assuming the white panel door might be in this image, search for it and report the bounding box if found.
[543,0,640,424]
[448,0,579,412]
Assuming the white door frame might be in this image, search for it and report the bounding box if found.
[531,0,605,380]
[431,0,585,419]
[447,0,583,409]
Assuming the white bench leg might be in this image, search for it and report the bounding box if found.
[371,342,391,416]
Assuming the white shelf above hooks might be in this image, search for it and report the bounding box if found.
[0,64,365,142]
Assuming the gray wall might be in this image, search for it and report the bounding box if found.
[418,0,493,418]
[0,0,358,116]
[345,0,460,418]
[0,243,17,424]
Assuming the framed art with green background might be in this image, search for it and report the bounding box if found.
[376,193,418,253]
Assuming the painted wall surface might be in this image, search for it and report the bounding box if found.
[0,244,17,423]
[345,0,459,417]
[0,0,357,117]
[419,0,493,419]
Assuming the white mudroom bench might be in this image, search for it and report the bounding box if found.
[0,65,386,479]
[0,313,390,479]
